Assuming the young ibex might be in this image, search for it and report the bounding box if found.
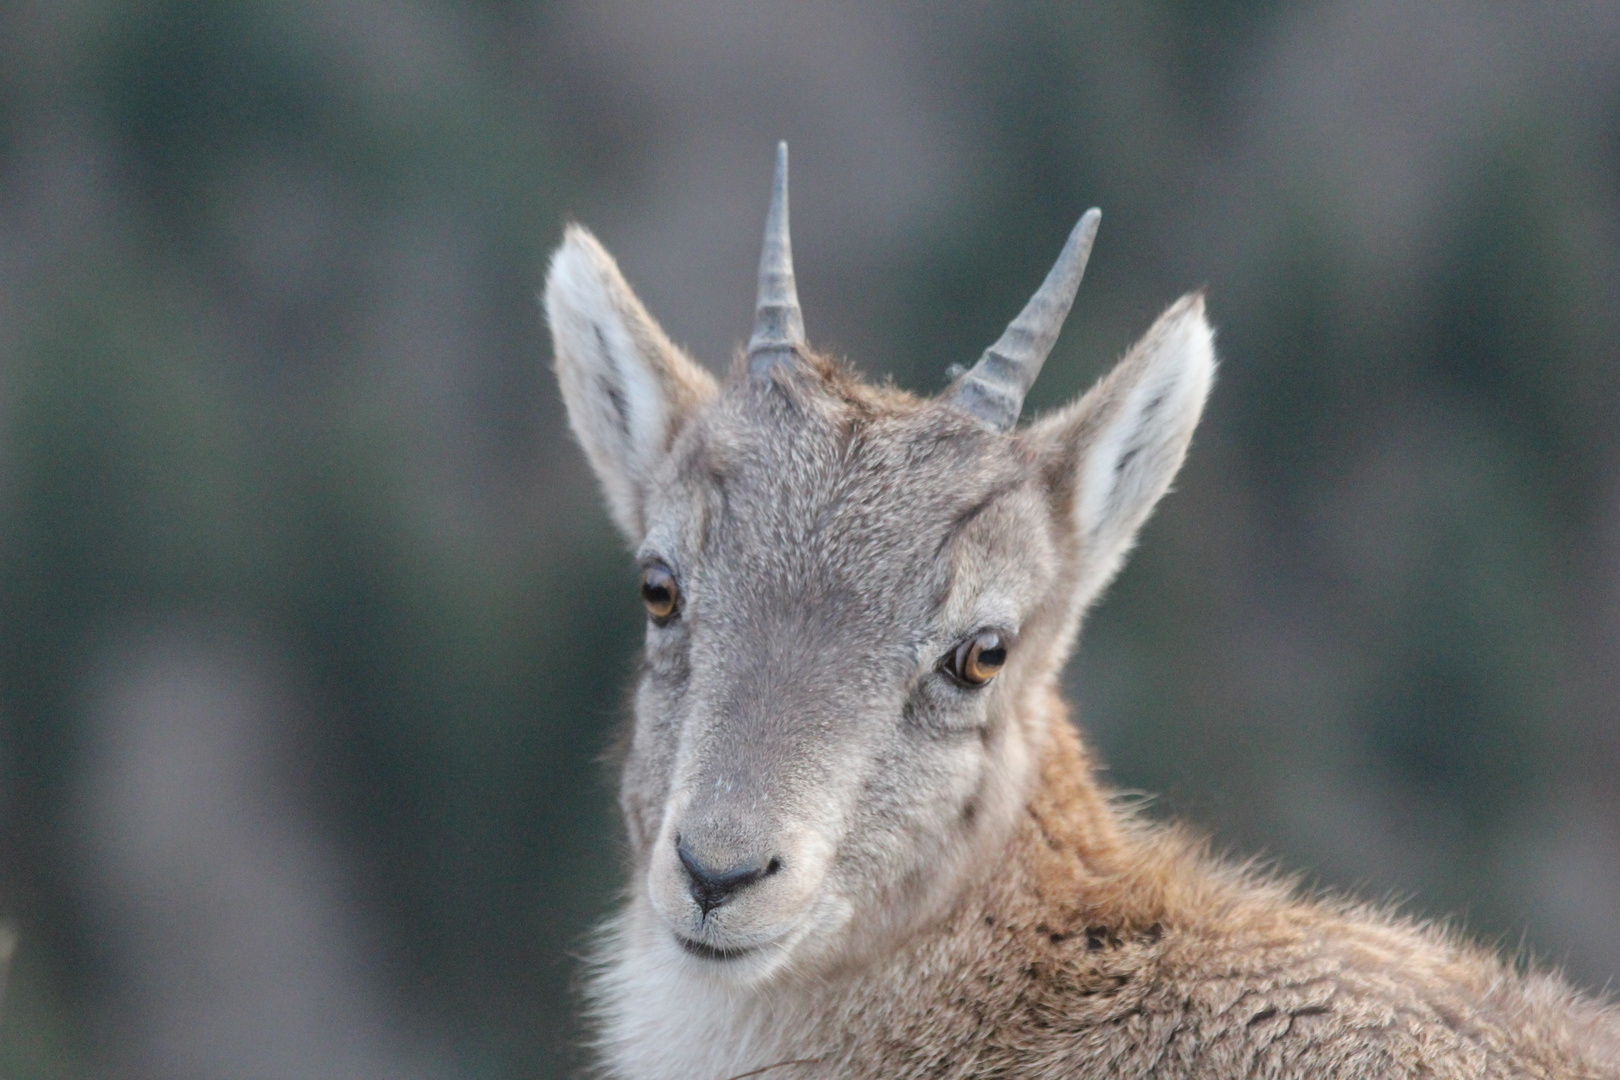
[546,144,1620,1079]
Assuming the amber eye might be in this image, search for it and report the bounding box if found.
[948,630,1008,687]
[640,562,680,625]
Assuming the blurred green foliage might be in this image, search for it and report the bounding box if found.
[0,1,1616,1077]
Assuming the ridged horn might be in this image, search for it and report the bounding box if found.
[747,141,806,378]
[947,208,1102,431]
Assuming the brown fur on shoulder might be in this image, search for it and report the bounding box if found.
[815,710,1620,1078]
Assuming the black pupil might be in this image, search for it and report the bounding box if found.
[976,642,1005,668]
[643,581,670,605]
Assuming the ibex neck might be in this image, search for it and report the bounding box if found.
[952,694,1142,946]
[1019,697,1128,874]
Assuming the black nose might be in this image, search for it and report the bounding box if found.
[676,839,781,915]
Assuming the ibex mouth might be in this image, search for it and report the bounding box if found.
[675,934,758,961]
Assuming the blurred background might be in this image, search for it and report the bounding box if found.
[0,0,1617,1076]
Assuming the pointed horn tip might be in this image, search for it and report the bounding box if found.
[1071,207,1102,248]
[766,143,790,223]
[1041,207,1101,290]
[773,141,789,187]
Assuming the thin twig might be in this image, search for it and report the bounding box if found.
[720,1057,822,1080]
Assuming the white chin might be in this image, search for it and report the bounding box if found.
[677,899,858,984]
[666,925,799,982]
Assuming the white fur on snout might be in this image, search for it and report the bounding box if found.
[645,812,837,966]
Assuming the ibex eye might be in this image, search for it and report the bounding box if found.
[948,630,1008,687]
[640,562,680,625]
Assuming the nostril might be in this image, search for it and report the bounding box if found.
[676,839,780,915]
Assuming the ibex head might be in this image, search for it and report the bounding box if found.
[547,144,1214,982]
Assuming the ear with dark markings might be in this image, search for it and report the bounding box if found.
[1027,292,1216,612]
[545,225,718,541]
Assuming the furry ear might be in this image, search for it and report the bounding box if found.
[1028,292,1215,612]
[545,225,718,541]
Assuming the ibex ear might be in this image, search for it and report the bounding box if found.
[546,225,718,541]
[1027,293,1215,611]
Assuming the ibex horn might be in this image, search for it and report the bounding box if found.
[747,141,807,379]
[946,208,1101,431]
